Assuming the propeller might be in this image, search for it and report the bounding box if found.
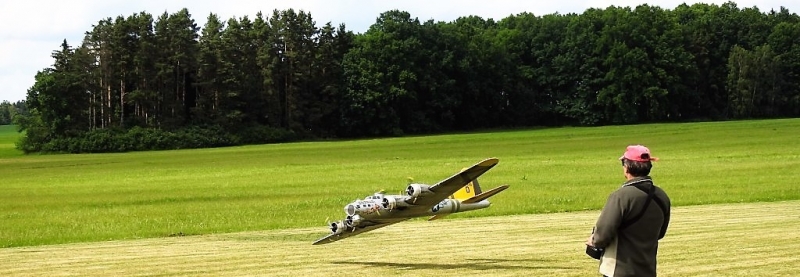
[328,219,340,234]
[382,197,398,211]
[408,186,418,203]
[325,216,333,232]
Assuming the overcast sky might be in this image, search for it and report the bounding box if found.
[1,0,796,103]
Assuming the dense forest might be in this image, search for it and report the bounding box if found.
[0,101,25,125]
[13,2,800,153]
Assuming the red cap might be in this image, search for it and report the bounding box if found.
[620,145,658,162]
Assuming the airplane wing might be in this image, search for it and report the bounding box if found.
[312,218,409,245]
[410,157,499,207]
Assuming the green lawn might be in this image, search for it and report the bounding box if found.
[1,119,798,247]
[0,125,21,158]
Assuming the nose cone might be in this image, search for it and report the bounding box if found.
[345,204,356,216]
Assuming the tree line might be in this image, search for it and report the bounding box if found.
[15,2,800,153]
[0,101,25,125]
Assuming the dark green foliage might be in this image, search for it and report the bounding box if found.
[28,125,294,153]
[340,10,424,136]
[14,3,800,153]
[231,124,297,145]
[767,21,800,116]
[0,100,25,125]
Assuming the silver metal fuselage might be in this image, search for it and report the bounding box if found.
[346,195,491,220]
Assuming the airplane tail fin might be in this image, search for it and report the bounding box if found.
[461,184,509,204]
[449,167,484,201]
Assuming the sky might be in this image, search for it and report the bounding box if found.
[1,0,797,103]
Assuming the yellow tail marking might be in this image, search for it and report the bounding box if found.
[451,182,478,201]
[450,167,484,201]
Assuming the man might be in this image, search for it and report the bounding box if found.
[586,145,671,277]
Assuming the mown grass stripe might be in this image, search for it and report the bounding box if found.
[1,201,798,277]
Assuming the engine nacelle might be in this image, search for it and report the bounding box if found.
[382,196,411,210]
[345,215,362,228]
[382,197,397,210]
[329,221,345,235]
[406,183,431,198]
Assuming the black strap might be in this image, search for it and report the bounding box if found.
[619,182,667,230]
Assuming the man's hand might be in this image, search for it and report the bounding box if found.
[585,235,594,246]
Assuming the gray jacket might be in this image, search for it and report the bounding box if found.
[593,176,671,277]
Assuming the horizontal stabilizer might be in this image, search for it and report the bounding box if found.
[461,185,509,204]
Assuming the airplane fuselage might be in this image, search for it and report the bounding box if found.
[346,196,490,220]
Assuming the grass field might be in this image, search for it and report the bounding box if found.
[0,125,22,157]
[0,119,799,250]
[1,201,797,276]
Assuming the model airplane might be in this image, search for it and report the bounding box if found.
[313,157,509,245]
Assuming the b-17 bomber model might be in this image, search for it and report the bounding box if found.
[313,158,509,245]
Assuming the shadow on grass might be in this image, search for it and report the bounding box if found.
[333,257,579,271]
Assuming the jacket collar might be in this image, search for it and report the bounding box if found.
[622,176,652,187]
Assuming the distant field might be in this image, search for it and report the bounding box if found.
[0,119,799,248]
[1,201,797,276]
[0,125,21,158]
